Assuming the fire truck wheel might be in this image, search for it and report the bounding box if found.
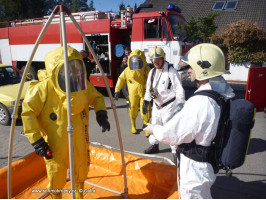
[21,65,38,80]
[0,104,11,126]
[122,83,129,100]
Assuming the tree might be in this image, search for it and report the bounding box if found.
[0,0,21,22]
[115,1,126,19]
[72,0,78,12]
[198,13,219,42]
[184,13,218,43]
[0,0,92,24]
[0,0,55,22]
[134,3,137,12]
[57,0,89,12]
[88,0,95,11]
[119,2,126,11]
[184,16,198,41]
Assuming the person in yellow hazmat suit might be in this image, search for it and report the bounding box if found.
[21,46,110,199]
[114,50,151,136]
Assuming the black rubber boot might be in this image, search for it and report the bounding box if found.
[144,144,159,154]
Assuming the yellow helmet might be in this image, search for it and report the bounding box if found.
[149,46,165,61]
[179,43,226,81]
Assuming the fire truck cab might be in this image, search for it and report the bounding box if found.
[0,4,191,88]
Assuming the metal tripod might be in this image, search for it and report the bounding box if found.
[7,4,128,199]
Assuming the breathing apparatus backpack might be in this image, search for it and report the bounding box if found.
[177,90,256,176]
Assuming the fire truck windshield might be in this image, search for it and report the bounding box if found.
[168,15,187,41]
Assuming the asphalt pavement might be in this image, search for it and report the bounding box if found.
[0,83,266,198]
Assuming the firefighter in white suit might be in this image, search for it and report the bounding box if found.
[144,43,235,198]
[142,47,185,164]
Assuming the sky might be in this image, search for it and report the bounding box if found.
[93,0,146,12]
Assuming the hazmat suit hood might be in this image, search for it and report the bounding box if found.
[44,46,89,115]
[127,49,147,70]
[45,45,84,84]
[126,50,148,84]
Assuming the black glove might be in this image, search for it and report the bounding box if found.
[142,100,150,114]
[114,92,120,101]
[32,138,53,160]
[96,110,110,132]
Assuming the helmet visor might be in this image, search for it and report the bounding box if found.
[178,52,190,67]
[129,55,143,70]
[58,59,87,92]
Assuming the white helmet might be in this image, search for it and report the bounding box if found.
[179,43,226,81]
[149,46,165,61]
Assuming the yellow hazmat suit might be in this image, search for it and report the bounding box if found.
[115,50,151,134]
[22,46,108,198]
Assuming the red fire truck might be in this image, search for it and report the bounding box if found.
[0,4,191,88]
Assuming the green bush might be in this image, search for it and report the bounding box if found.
[185,13,219,42]
[184,17,198,40]
[198,13,219,42]
[212,20,266,65]
[228,47,252,64]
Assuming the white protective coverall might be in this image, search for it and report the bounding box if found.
[22,46,107,198]
[144,61,185,153]
[152,76,235,198]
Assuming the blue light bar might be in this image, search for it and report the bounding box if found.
[167,4,182,13]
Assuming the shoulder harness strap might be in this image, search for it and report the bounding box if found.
[150,63,174,90]
[150,68,156,92]
[167,63,173,89]
[190,90,224,106]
